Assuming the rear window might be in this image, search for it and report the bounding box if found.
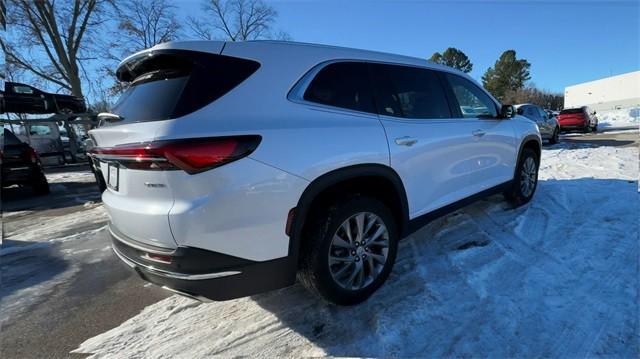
[111,51,260,124]
[3,129,23,145]
[303,62,376,114]
[370,64,451,119]
[560,108,583,115]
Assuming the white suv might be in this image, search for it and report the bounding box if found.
[90,41,541,305]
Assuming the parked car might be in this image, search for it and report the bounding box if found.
[90,41,541,305]
[10,122,65,166]
[557,106,598,133]
[515,104,560,144]
[0,82,86,114]
[2,128,50,195]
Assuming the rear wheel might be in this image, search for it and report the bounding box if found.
[505,147,539,207]
[298,196,398,305]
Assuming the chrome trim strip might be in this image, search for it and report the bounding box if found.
[93,154,168,162]
[112,245,242,281]
[109,224,176,255]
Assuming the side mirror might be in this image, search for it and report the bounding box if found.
[500,105,515,119]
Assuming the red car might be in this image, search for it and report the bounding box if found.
[557,106,598,133]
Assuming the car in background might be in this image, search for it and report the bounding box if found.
[0,82,87,114]
[515,104,560,144]
[2,128,50,195]
[557,106,598,133]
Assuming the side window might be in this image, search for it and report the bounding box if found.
[371,64,451,119]
[536,107,547,119]
[29,125,52,136]
[445,74,498,118]
[303,62,375,114]
[13,85,34,95]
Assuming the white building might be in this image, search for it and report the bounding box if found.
[564,70,640,111]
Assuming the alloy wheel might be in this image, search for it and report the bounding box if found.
[327,212,389,291]
[520,156,537,197]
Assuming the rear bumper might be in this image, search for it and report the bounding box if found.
[109,224,297,301]
[1,165,40,186]
[559,123,589,131]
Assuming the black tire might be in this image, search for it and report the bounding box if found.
[298,196,399,305]
[592,124,598,132]
[549,127,559,144]
[504,147,539,207]
[32,172,50,195]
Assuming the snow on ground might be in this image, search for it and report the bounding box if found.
[597,107,640,129]
[74,143,639,358]
[0,170,111,327]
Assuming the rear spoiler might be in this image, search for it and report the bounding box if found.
[116,41,226,82]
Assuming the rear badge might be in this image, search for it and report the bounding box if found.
[144,182,166,188]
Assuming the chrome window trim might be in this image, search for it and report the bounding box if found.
[287,58,502,120]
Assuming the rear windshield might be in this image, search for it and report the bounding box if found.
[111,51,260,124]
[560,108,583,115]
[3,128,23,145]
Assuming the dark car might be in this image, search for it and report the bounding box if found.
[2,128,50,195]
[557,106,598,133]
[515,103,560,144]
[0,82,87,114]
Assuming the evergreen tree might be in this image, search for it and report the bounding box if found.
[429,47,473,73]
[481,50,531,100]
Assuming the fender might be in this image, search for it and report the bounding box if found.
[514,134,542,177]
[287,164,410,262]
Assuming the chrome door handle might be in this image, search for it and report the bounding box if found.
[472,129,486,137]
[395,136,418,146]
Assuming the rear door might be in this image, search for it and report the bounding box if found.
[371,63,489,218]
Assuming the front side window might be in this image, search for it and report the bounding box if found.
[445,74,498,118]
[371,64,451,119]
[303,62,375,114]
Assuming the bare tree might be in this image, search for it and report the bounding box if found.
[188,0,289,41]
[102,0,181,95]
[4,0,109,98]
[111,0,180,50]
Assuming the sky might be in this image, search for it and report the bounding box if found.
[177,0,640,94]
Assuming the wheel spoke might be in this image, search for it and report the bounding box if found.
[331,234,351,248]
[341,221,353,246]
[369,253,386,264]
[333,262,353,278]
[355,213,365,242]
[366,225,386,245]
[329,255,354,264]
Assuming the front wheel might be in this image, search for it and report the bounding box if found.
[505,147,539,207]
[298,196,398,305]
[549,127,559,144]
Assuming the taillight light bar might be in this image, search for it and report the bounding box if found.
[90,136,261,174]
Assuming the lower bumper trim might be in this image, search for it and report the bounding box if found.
[112,245,241,281]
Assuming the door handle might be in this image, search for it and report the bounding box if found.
[395,136,418,146]
[472,129,486,137]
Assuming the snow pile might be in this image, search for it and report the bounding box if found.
[597,107,640,128]
[75,145,639,357]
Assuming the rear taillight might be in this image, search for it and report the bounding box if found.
[27,148,38,163]
[90,136,261,174]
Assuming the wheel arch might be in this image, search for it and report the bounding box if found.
[514,134,542,177]
[288,164,409,265]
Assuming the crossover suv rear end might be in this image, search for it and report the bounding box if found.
[557,106,598,132]
[91,41,541,305]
